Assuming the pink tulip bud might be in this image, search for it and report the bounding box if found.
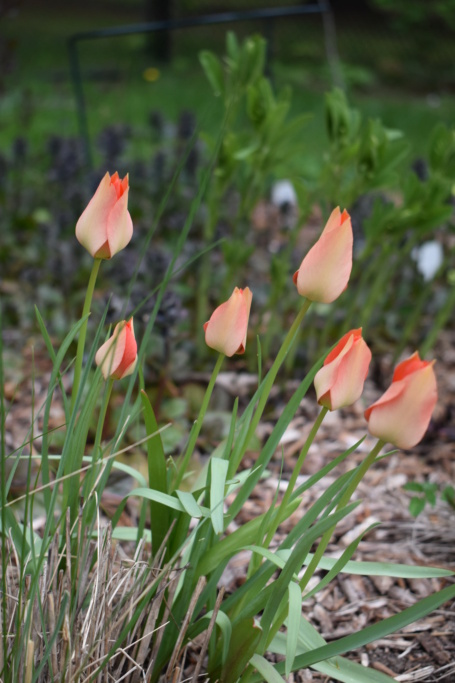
[76,172,133,259]
[95,319,137,380]
[204,287,253,357]
[364,352,437,449]
[293,207,353,303]
[314,328,372,411]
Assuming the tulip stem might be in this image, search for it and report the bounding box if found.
[275,407,328,531]
[248,406,328,579]
[228,298,312,479]
[298,437,386,595]
[172,352,224,491]
[264,437,386,654]
[80,379,114,523]
[71,258,102,413]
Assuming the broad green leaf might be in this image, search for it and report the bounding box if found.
[286,582,301,677]
[409,497,426,517]
[210,458,229,534]
[110,487,209,531]
[300,553,454,579]
[176,490,205,518]
[198,609,232,665]
[226,31,239,61]
[267,548,454,581]
[250,654,284,683]
[218,618,262,683]
[93,526,152,543]
[403,482,424,493]
[141,390,169,553]
[199,50,224,96]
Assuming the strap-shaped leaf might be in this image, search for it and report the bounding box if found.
[210,458,229,534]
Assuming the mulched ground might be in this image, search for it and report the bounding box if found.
[2,322,454,682]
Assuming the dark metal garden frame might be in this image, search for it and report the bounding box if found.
[68,3,335,166]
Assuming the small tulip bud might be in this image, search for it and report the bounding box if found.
[95,319,137,380]
[293,207,353,303]
[76,172,133,259]
[314,328,372,411]
[204,287,253,357]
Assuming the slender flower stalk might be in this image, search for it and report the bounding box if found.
[81,378,115,510]
[263,438,386,654]
[250,406,329,575]
[298,438,386,595]
[228,298,312,478]
[71,257,102,412]
[172,353,225,491]
[273,407,328,533]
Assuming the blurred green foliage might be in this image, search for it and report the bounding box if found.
[404,481,455,517]
[369,0,455,29]
[1,31,454,370]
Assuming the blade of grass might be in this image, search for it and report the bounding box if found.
[141,389,169,555]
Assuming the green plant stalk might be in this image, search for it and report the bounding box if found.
[299,438,386,595]
[246,406,328,581]
[267,407,328,548]
[261,438,385,656]
[228,298,312,479]
[81,378,114,510]
[172,353,224,491]
[71,258,102,412]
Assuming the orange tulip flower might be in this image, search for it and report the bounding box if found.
[95,319,137,380]
[314,328,372,410]
[364,352,437,449]
[76,172,133,259]
[293,207,353,303]
[204,287,253,357]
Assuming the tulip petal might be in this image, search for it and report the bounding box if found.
[392,351,430,382]
[107,188,133,258]
[324,327,361,365]
[322,206,345,234]
[111,320,137,379]
[315,333,355,408]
